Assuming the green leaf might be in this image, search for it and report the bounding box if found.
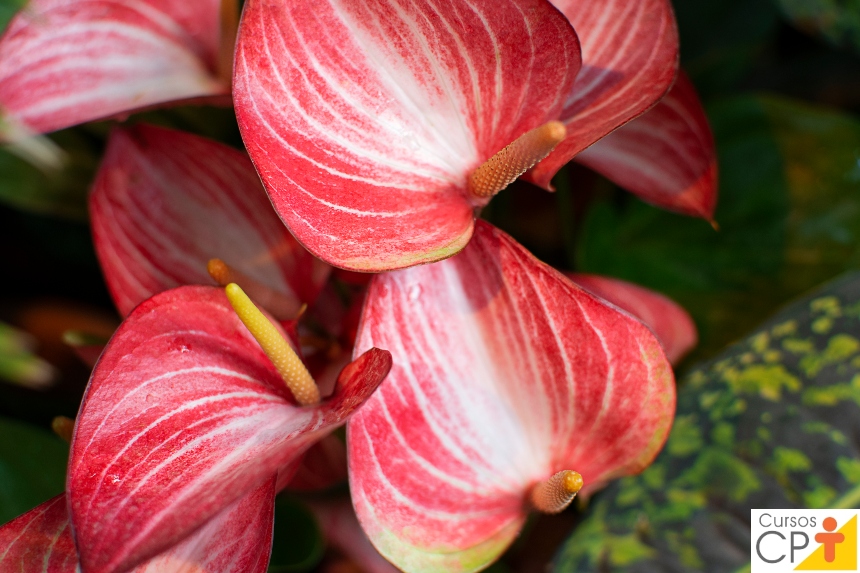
[553,272,860,573]
[0,321,55,389]
[674,0,779,94]
[0,128,102,220]
[0,0,25,35]
[0,417,68,524]
[774,0,860,54]
[269,496,324,573]
[577,95,860,362]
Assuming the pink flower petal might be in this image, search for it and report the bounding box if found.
[527,0,678,189]
[0,480,275,573]
[68,285,390,573]
[574,72,718,218]
[566,273,697,364]
[91,124,330,317]
[233,0,580,271]
[0,496,76,573]
[131,478,276,573]
[0,0,229,136]
[348,221,675,572]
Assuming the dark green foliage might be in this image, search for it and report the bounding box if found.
[578,97,860,362]
[775,0,860,54]
[553,272,860,573]
[269,497,325,573]
[0,416,68,524]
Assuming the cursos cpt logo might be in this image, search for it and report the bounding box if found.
[752,510,858,572]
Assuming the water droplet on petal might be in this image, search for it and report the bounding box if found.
[408,284,422,302]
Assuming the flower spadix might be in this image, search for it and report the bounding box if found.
[225,282,320,406]
[234,0,717,271]
[67,286,391,573]
[347,221,675,573]
[0,0,235,138]
[234,0,581,271]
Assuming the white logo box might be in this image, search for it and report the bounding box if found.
[751,509,859,572]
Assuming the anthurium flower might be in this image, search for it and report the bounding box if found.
[91,123,330,319]
[347,221,675,572]
[0,486,275,573]
[567,273,698,364]
[233,0,716,271]
[0,0,235,138]
[66,285,391,573]
[90,124,360,492]
[568,72,718,219]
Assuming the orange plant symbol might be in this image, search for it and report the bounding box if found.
[815,517,846,563]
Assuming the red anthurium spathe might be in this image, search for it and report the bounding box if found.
[348,221,675,573]
[0,485,275,573]
[91,124,330,318]
[234,0,581,271]
[234,0,716,271]
[67,285,391,573]
[572,72,718,219]
[0,0,233,137]
[526,0,678,188]
[567,273,698,364]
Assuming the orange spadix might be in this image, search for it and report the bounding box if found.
[468,121,566,199]
[225,283,320,406]
[530,470,583,514]
[208,258,302,321]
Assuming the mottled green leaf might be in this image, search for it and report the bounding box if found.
[553,272,860,573]
[578,96,860,362]
[0,417,68,525]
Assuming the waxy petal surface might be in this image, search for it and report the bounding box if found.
[68,286,390,573]
[528,0,678,189]
[91,125,330,317]
[0,482,275,573]
[0,0,228,136]
[234,0,580,271]
[0,496,76,572]
[348,221,675,573]
[567,274,698,364]
[575,73,718,218]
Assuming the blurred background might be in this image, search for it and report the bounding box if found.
[0,0,858,571]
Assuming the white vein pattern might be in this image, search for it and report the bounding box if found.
[575,73,717,217]
[348,221,675,573]
[68,287,384,573]
[0,486,275,573]
[567,273,698,364]
[90,126,330,317]
[0,495,77,572]
[234,0,578,269]
[528,0,678,188]
[0,0,226,135]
